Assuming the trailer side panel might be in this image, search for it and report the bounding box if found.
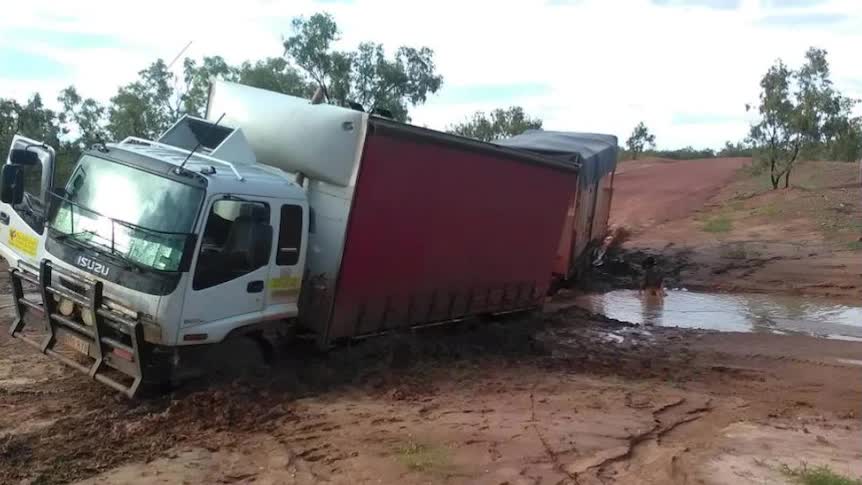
[326,126,577,339]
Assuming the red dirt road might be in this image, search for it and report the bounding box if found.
[611,158,750,231]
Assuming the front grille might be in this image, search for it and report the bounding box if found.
[60,277,87,297]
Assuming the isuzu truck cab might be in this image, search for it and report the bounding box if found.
[1,115,310,395]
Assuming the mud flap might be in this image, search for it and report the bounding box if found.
[8,259,149,398]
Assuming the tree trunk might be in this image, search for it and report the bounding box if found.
[783,168,791,188]
[769,164,779,189]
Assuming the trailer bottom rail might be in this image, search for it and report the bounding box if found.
[8,259,149,398]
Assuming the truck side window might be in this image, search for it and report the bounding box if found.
[12,162,45,232]
[277,205,303,266]
[193,200,272,290]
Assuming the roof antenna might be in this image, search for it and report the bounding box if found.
[167,40,193,69]
[175,112,226,174]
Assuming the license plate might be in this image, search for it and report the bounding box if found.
[60,334,90,355]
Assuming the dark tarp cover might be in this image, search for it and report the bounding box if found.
[494,131,618,187]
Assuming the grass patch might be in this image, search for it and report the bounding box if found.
[396,440,451,474]
[703,216,732,233]
[847,241,862,251]
[720,243,759,260]
[752,202,781,217]
[728,199,747,211]
[782,464,862,485]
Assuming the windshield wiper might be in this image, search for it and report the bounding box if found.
[53,229,98,241]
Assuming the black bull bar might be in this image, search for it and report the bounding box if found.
[8,259,149,397]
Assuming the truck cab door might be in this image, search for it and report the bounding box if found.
[180,196,276,342]
[0,135,55,268]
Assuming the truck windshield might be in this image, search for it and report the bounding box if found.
[49,155,204,271]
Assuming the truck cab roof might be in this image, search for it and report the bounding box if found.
[102,140,306,201]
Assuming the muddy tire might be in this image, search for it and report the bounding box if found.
[204,334,271,378]
[139,346,178,397]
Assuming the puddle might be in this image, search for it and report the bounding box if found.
[574,290,862,340]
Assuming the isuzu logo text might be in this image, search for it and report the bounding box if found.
[76,255,109,277]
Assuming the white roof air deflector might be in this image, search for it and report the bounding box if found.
[206,80,367,187]
[158,116,257,165]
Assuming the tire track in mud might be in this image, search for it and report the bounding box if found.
[524,387,716,485]
[529,389,581,484]
[562,395,714,484]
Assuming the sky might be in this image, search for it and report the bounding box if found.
[1,0,860,149]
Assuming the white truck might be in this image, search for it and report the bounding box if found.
[0,81,583,397]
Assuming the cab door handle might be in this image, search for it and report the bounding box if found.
[247,280,264,293]
[0,212,9,225]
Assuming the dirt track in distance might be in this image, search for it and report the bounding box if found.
[611,157,750,232]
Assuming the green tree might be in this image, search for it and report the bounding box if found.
[105,12,441,139]
[283,13,442,121]
[792,47,858,161]
[282,13,348,98]
[3,9,447,184]
[827,116,862,162]
[651,146,716,160]
[58,86,108,151]
[236,58,311,98]
[107,59,178,140]
[747,48,862,188]
[717,140,754,158]
[448,106,543,142]
[182,56,239,117]
[0,94,63,151]
[625,121,655,160]
[0,94,79,186]
[749,48,861,189]
[178,56,311,119]
[748,59,800,189]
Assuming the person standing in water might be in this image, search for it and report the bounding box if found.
[640,256,666,298]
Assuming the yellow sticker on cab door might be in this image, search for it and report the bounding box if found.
[8,228,37,257]
[269,275,301,299]
[270,276,301,290]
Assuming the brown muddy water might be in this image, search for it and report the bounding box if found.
[574,289,862,341]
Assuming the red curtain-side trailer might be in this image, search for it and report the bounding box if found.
[322,121,578,340]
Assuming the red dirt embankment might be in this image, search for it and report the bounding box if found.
[611,157,750,232]
[609,157,861,297]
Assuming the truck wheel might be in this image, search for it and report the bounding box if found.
[206,334,271,378]
[140,346,178,396]
[248,332,275,365]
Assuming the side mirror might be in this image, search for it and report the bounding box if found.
[0,164,24,205]
[9,148,41,167]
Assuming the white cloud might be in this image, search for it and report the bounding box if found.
[1,0,860,148]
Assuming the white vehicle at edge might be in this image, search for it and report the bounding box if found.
[0,81,365,397]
